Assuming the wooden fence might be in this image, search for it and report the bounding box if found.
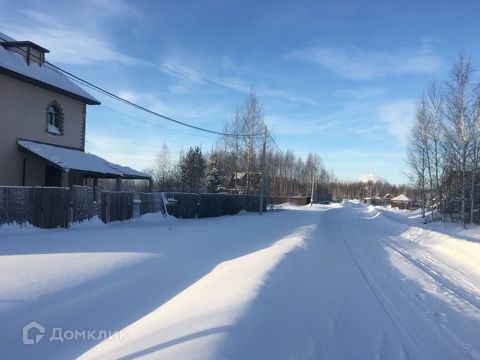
[267,196,311,206]
[1,187,267,228]
[0,186,33,227]
[70,185,96,223]
[163,193,266,219]
[0,186,69,228]
[0,186,134,228]
[140,192,165,216]
[100,191,134,223]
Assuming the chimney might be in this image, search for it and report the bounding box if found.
[1,40,49,66]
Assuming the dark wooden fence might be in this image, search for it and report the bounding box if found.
[100,191,134,223]
[0,186,69,228]
[165,193,266,219]
[166,193,200,218]
[140,192,165,216]
[31,187,70,228]
[0,186,134,228]
[70,185,96,223]
[1,187,266,228]
[267,196,311,206]
[0,186,33,226]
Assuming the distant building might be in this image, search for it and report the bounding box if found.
[383,194,393,204]
[226,172,261,194]
[0,32,150,187]
[391,194,413,210]
[363,196,384,206]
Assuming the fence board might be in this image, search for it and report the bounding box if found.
[267,196,311,206]
[140,193,165,215]
[70,186,96,223]
[100,191,134,223]
[165,193,266,219]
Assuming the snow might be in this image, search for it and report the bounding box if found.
[18,139,149,179]
[391,194,412,202]
[1,203,480,359]
[47,124,61,135]
[0,32,99,104]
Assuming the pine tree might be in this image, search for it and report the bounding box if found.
[179,146,206,193]
[205,156,221,193]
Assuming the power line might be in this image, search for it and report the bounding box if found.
[100,104,219,140]
[267,131,284,155]
[0,35,262,138]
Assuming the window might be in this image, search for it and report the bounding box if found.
[45,102,63,135]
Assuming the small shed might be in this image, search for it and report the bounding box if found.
[391,194,412,210]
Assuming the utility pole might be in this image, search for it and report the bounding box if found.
[259,126,267,215]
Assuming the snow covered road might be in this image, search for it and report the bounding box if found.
[1,202,480,359]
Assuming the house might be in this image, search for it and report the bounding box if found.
[383,193,393,204]
[0,32,150,188]
[391,194,412,210]
[363,196,383,206]
[227,172,261,194]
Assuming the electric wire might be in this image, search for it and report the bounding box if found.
[0,35,262,138]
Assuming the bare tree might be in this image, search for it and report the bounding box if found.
[443,55,476,225]
[470,87,480,222]
[408,95,430,219]
[155,141,171,191]
[222,90,265,195]
[425,81,445,220]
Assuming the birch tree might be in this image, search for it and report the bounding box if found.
[443,55,476,225]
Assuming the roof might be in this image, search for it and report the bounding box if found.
[2,40,50,53]
[391,194,411,202]
[0,32,100,105]
[18,139,150,180]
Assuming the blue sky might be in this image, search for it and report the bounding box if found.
[1,0,480,184]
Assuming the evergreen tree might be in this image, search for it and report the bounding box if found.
[205,155,221,193]
[179,146,206,193]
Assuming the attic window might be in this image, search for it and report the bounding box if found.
[45,102,64,135]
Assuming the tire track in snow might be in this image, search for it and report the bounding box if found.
[333,209,412,360]
[365,207,480,311]
[379,240,480,313]
[339,207,478,359]
[361,206,480,312]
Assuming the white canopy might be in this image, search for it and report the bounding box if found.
[18,139,150,179]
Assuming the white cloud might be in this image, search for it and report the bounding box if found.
[111,88,229,127]
[288,45,442,80]
[378,99,416,145]
[333,87,387,100]
[158,55,318,105]
[266,114,341,136]
[0,6,137,65]
[359,174,388,183]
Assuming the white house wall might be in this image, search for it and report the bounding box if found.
[0,73,87,185]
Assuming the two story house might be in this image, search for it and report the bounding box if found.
[0,31,150,187]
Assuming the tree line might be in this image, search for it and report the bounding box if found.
[408,55,480,224]
[147,91,333,200]
[328,180,415,201]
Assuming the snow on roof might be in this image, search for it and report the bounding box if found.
[18,139,150,179]
[391,194,411,202]
[0,32,99,105]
